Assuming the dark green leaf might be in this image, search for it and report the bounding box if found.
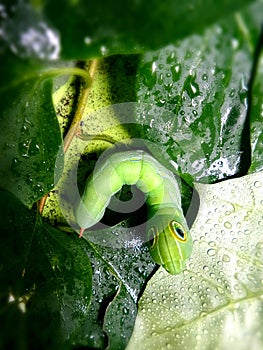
[103,284,137,350]
[1,0,263,349]
[249,38,263,173]
[0,189,36,295]
[76,224,156,349]
[0,0,255,60]
[0,190,156,349]
[135,3,263,182]
[0,52,63,205]
[0,190,93,350]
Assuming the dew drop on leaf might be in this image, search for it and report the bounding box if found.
[224,221,232,229]
[222,254,230,263]
[254,180,262,188]
[256,242,263,250]
[203,265,209,272]
[208,241,216,247]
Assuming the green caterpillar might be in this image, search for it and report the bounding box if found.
[75,150,192,274]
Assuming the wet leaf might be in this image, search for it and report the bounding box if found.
[0,190,93,350]
[1,1,263,349]
[126,170,263,349]
[249,39,263,173]
[135,1,263,183]
[0,190,156,349]
[0,53,63,205]
[79,225,156,349]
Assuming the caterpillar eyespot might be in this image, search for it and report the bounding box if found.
[169,220,187,242]
[75,150,193,274]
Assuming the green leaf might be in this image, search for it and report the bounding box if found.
[0,190,93,350]
[126,170,263,349]
[249,41,263,173]
[103,283,138,350]
[1,1,263,349]
[42,63,157,348]
[0,0,255,60]
[135,2,263,183]
[65,221,157,349]
[0,52,63,206]
[0,189,156,349]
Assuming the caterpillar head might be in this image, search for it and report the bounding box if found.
[147,208,193,274]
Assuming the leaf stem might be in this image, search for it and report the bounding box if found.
[40,67,92,86]
[38,59,100,215]
[63,59,99,153]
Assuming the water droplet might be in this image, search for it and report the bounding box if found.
[217,286,224,294]
[224,221,232,229]
[247,274,256,283]
[231,38,239,49]
[209,272,216,279]
[170,64,181,81]
[156,98,166,107]
[229,89,235,97]
[256,242,263,249]
[184,75,200,98]
[200,311,208,317]
[254,181,262,188]
[84,36,92,45]
[100,45,108,55]
[207,248,216,256]
[157,73,164,84]
[222,254,230,262]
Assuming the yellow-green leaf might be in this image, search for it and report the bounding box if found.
[127,170,263,350]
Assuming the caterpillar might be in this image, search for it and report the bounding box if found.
[75,150,193,274]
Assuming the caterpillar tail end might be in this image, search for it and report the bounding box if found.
[79,227,85,238]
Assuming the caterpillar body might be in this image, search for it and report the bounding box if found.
[75,150,192,274]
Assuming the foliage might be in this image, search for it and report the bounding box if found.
[127,170,263,349]
[0,0,263,349]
